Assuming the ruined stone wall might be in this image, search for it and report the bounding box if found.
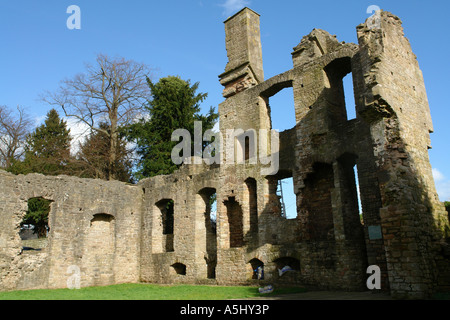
[138,162,220,284]
[0,8,448,299]
[352,11,450,298]
[214,8,369,291]
[212,8,449,296]
[0,170,142,291]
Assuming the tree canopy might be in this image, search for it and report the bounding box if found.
[6,57,219,183]
[0,105,32,169]
[21,198,52,238]
[124,76,218,179]
[76,122,133,182]
[43,54,152,180]
[8,109,73,176]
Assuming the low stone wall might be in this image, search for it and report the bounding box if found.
[0,170,143,291]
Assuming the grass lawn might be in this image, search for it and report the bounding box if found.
[0,283,307,300]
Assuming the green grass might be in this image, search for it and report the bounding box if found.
[0,283,307,300]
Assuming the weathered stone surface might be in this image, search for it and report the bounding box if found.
[0,171,142,290]
[0,8,449,299]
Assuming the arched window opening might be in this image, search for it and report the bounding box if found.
[276,176,297,219]
[324,57,356,122]
[224,196,244,248]
[20,197,53,252]
[245,136,250,161]
[198,187,217,279]
[91,213,115,224]
[273,257,300,276]
[267,170,297,220]
[336,153,365,241]
[20,197,52,239]
[300,163,334,240]
[265,85,296,133]
[156,199,175,252]
[249,258,264,280]
[83,213,115,286]
[207,192,217,235]
[245,178,258,234]
[171,263,187,276]
[343,72,356,120]
[354,165,363,225]
[235,130,257,164]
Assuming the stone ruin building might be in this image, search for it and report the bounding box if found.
[1,8,449,299]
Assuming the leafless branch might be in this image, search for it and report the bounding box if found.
[0,105,33,168]
[41,54,153,180]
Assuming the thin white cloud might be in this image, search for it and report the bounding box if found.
[433,168,445,182]
[65,118,138,160]
[65,117,90,155]
[33,115,46,126]
[433,168,450,202]
[436,181,450,202]
[220,0,250,16]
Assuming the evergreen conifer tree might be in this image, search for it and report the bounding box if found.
[9,109,72,175]
[125,76,218,179]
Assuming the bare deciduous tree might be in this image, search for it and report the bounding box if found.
[42,54,152,180]
[0,105,33,169]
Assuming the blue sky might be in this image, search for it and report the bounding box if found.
[1,0,449,206]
